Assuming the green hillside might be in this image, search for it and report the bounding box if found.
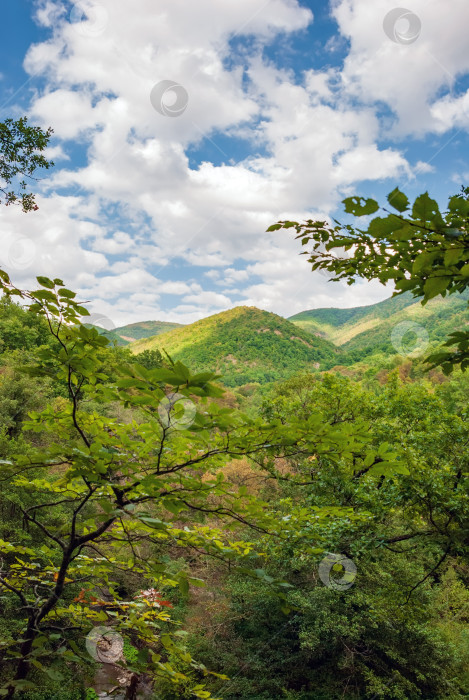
[289,293,417,344]
[89,320,183,346]
[91,291,469,371]
[114,320,183,343]
[86,326,130,346]
[289,291,469,363]
[131,306,338,386]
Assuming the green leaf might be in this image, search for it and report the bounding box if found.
[444,248,463,266]
[163,499,184,515]
[387,188,409,213]
[179,578,189,596]
[188,577,205,587]
[448,194,469,217]
[69,640,82,655]
[58,288,76,299]
[139,517,167,530]
[190,371,218,384]
[411,192,442,226]
[367,215,403,239]
[36,276,55,289]
[343,196,379,217]
[76,306,90,316]
[369,461,410,476]
[44,667,64,681]
[423,276,450,299]
[116,378,147,389]
[137,648,149,663]
[33,290,57,303]
[412,251,438,274]
[173,361,191,382]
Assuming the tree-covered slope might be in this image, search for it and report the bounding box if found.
[89,320,183,346]
[114,320,183,342]
[288,292,418,344]
[131,306,338,386]
[289,291,469,362]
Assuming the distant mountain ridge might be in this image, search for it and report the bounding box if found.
[130,306,338,386]
[288,293,418,345]
[90,320,183,346]
[289,290,469,362]
[114,320,183,343]
[91,290,469,378]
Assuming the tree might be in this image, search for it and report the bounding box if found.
[0,278,393,697]
[182,372,469,699]
[268,186,469,373]
[0,116,54,300]
[0,118,54,213]
[0,297,50,352]
[135,347,164,370]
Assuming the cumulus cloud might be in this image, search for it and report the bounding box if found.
[334,0,469,136]
[0,0,466,324]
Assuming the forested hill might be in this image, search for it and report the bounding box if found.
[289,290,469,362]
[131,306,338,386]
[86,290,469,377]
[91,320,183,346]
[115,320,182,342]
[289,292,417,340]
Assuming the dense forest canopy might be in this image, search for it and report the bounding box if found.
[0,111,468,699]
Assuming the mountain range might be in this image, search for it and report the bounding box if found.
[95,320,182,346]
[290,290,469,363]
[94,291,469,386]
[131,306,337,386]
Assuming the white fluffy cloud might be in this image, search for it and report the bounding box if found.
[334,0,469,136]
[1,0,467,324]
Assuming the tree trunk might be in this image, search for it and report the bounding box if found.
[125,673,139,700]
[6,621,36,698]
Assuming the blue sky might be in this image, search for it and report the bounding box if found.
[0,0,468,326]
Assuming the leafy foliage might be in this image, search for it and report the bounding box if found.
[0,121,468,699]
[0,278,382,698]
[179,373,469,699]
[0,118,54,212]
[271,186,469,373]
